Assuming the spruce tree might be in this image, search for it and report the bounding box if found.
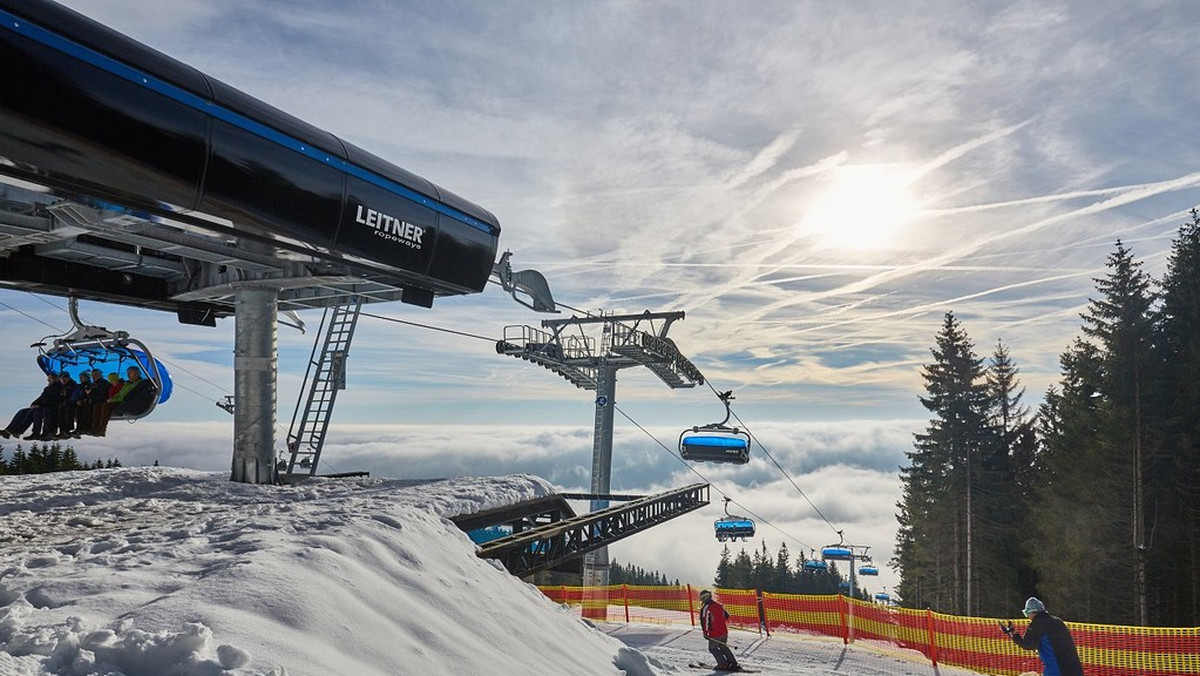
[1157,209,1200,625]
[1079,240,1158,625]
[714,546,733,588]
[773,543,793,593]
[896,312,993,615]
[975,340,1032,615]
[730,549,753,589]
[9,445,29,473]
[1033,241,1157,624]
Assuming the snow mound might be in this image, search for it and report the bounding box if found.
[0,467,652,675]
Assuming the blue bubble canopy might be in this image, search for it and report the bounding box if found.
[39,347,172,406]
[33,299,172,421]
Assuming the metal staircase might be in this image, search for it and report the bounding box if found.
[284,297,363,478]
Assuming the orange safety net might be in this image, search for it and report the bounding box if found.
[713,587,761,631]
[539,585,1200,675]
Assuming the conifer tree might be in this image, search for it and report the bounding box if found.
[1157,209,1200,625]
[714,546,733,588]
[1034,241,1157,624]
[1081,240,1157,625]
[896,312,993,615]
[62,446,81,471]
[9,445,29,473]
[773,543,793,593]
[730,549,753,589]
[974,340,1032,615]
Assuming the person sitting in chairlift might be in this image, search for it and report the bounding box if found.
[111,366,157,418]
[0,373,61,440]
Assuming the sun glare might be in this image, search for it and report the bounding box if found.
[801,165,918,250]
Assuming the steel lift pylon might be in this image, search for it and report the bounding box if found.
[497,311,704,598]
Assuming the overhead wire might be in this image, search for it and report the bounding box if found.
[612,402,818,554]
[702,379,842,538]
[354,299,856,555]
[358,310,495,342]
[12,286,856,553]
[8,293,234,407]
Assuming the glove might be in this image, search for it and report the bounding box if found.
[998,621,1014,635]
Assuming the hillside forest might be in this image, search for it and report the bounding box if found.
[894,210,1200,627]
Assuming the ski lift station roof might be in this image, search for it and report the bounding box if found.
[0,0,501,322]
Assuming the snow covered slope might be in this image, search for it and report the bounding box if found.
[0,467,655,676]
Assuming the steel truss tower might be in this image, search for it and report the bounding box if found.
[497,311,704,590]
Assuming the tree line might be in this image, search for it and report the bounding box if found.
[894,211,1200,627]
[609,559,682,586]
[714,542,874,600]
[0,441,122,474]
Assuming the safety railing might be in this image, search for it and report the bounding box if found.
[538,585,1200,676]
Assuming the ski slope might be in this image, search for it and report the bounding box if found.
[0,467,985,675]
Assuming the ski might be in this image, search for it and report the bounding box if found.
[687,664,760,673]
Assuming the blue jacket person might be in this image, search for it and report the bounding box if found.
[1000,597,1084,676]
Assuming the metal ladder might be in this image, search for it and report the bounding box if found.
[284,297,363,477]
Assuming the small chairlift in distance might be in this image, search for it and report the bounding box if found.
[821,531,854,562]
[679,390,751,464]
[803,550,828,572]
[713,496,756,542]
[858,560,879,576]
[33,297,172,421]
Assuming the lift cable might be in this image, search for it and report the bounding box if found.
[12,288,855,548]
[0,297,63,332]
[356,302,853,554]
[12,293,234,406]
[357,310,495,342]
[700,379,842,538]
[612,401,818,554]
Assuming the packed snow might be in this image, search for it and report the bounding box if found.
[0,467,986,676]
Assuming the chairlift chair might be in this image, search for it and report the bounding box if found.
[821,546,853,561]
[679,390,750,464]
[821,530,855,562]
[713,496,755,542]
[33,298,172,421]
[859,565,879,576]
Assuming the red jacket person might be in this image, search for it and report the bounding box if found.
[699,589,740,671]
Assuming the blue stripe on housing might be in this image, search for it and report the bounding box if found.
[682,435,750,449]
[1,9,495,235]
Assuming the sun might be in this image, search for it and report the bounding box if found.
[801,165,918,250]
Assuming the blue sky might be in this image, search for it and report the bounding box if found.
[3,0,1200,593]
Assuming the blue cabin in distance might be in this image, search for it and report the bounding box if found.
[714,517,755,542]
[821,546,853,561]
